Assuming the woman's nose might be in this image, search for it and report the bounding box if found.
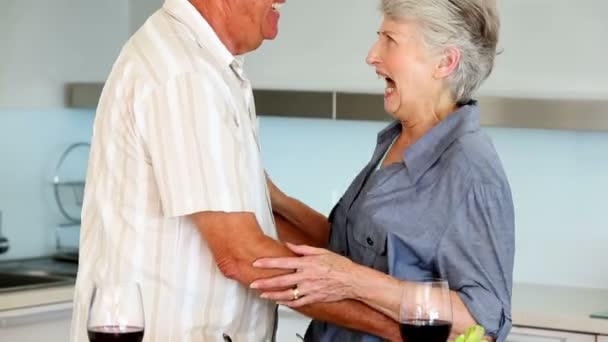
[366,43,380,66]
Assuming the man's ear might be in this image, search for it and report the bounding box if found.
[434,47,461,79]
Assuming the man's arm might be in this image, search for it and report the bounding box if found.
[191,211,400,341]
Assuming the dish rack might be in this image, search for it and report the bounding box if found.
[52,142,90,262]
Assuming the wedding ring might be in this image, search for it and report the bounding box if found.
[292,286,300,300]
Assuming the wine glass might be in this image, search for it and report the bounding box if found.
[87,282,145,342]
[399,278,453,342]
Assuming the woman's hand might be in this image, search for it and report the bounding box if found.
[250,243,358,308]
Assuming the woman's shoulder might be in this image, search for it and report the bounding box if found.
[441,130,510,189]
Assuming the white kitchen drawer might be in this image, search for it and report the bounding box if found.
[0,302,72,342]
[506,326,595,342]
[276,307,311,342]
[597,336,608,342]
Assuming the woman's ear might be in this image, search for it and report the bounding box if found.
[434,47,461,79]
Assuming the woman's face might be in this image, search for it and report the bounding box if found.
[366,18,443,118]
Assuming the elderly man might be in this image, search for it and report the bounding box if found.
[70,0,400,341]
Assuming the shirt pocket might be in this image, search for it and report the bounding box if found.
[349,217,388,268]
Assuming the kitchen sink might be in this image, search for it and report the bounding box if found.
[0,271,73,293]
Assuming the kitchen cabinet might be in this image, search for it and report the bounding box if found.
[276,308,311,342]
[244,0,608,100]
[597,336,608,342]
[507,326,596,342]
[0,302,72,342]
[0,0,130,107]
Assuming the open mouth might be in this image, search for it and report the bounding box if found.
[385,77,396,96]
[271,2,284,12]
[377,72,396,97]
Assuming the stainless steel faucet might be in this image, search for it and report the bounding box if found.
[0,210,9,254]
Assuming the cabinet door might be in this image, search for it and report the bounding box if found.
[0,302,72,342]
[276,307,311,342]
[597,336,608,342]
[506,326,595,342]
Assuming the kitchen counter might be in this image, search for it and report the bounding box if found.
[277,282,608,336]
[2,268,607,336]
[512,282,608,335]
[0,285,74,312]
[0,257,76,312]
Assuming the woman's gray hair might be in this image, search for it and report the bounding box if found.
[381,0,500,103]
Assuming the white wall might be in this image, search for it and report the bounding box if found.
[245,0,608,99]
[129,0,163,34]
[0,0,130,108]
[4,0,602,107]
[245,0,381,93]
[485,0,608,99]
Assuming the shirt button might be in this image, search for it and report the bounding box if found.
[366,237,374,246]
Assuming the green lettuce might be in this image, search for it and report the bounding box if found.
[454,325,485,342]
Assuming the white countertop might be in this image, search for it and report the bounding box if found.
[0,285,74,312]
[512,283,608,335]
[278,282,608,336]
[2,283,607,336]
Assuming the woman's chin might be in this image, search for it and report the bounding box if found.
[384,92,401,111]
[384,102,400,118]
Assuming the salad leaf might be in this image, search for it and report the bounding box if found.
[454,325,485,342]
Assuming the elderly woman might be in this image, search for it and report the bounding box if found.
[251,0,514,341]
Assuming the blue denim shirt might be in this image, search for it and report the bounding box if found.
[305,102,515,342]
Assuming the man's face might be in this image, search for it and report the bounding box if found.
[229,0,285,52]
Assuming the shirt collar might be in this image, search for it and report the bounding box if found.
[377,101,480,183]
[162,0,247,79]
[231,56,248,82]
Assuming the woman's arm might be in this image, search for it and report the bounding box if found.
[193,212,401,341]
[251,244,483,341]
[274,213,319,246]
[267,176,331,247]
[349,264,479,340]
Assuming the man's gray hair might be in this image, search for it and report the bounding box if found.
[381,0,500,103]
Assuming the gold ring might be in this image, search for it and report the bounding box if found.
[292,287,300,300]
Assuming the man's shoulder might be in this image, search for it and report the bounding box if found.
[121,11,224,88]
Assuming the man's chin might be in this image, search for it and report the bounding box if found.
[263,29,280,41]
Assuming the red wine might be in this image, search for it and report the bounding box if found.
[88,326,144,342]
[400,319,452,342]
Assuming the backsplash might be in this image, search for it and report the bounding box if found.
[260,116,608,289]
[1,110,607,289]
[0,109,94,260]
